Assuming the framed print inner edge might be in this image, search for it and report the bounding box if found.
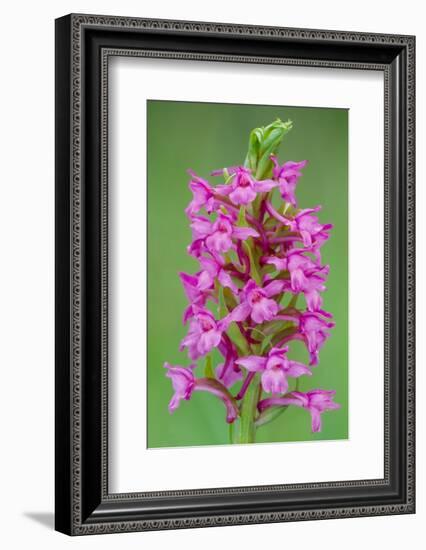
[102,49,382,498]
[55,13,415,536]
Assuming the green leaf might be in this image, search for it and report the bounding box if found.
[255,404,289,428]
[259,119,293,156]
[255,119,293,179]
[260,320,292,352]
[252,240,263,266]
[260,333,273,354]
[227,322,250,356]
[225,249,239,266]
[242,240,262,285]
[244,127,263,171]
[287,293,299,309]
[255,376,300,429]
[217,282,228,318]
[264,216,278,230]
[237,206,247,227]
[271,325,298,347]
[204,355,215,379]
[245,119,292,177]
[260,264,275,277]
[251,193,263,218]
[223,287,238,311]
[273,271,291,281]
[261,319,291,336]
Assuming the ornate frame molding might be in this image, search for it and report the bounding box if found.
[55,13,415,535]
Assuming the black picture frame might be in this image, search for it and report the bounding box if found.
[55,13,415,535]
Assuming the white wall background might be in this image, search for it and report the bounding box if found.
[0,0,423,548]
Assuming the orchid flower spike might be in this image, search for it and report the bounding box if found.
[165,119,340,444]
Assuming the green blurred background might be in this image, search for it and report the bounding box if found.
[147,100,348,448]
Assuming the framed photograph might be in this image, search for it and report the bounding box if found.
[55,14,415,535]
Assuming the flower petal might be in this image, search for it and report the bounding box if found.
[261,368,288,394]
[235,355,266,372]
[254,179,278,192]
[232,226,259,240]
[229,186,257,205]
[197,270,215,291]
[251,297,278,323]
[225,302,251,324]
[310,408,322,432]
[206,231,233,253]
[216,363,243,388]
[265,256,288,271]
[287,361,312,378]
[217,269,239,293]
[264,279,286,297]
[190,216,212,238]
[215,184,232,195]
[290,391,310,407]
[198,329,222,355]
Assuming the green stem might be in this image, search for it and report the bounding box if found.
[235,373,260,444]
[229,420,234,444]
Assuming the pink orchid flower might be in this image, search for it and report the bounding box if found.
[180,306,226,360]
[258,389,340,432]
[301,276,328,313]
[213,166,277,206]
[179,270,220,324]
[164,363,196,412]
[228,279,286,324]
[179,271,211,316]
[299,312,335,365]
[236,346,311,394]
[179,255,240,323]
[185,170,218,216]
[165,363,239,422]
[266,250,329,292]
[270,155,307,207]
[265,250,329,312]
[215,333,243,389]
[292,390,340,432]
[288,206,333,249]
[197,256,239,294]
[190,213,259,255]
